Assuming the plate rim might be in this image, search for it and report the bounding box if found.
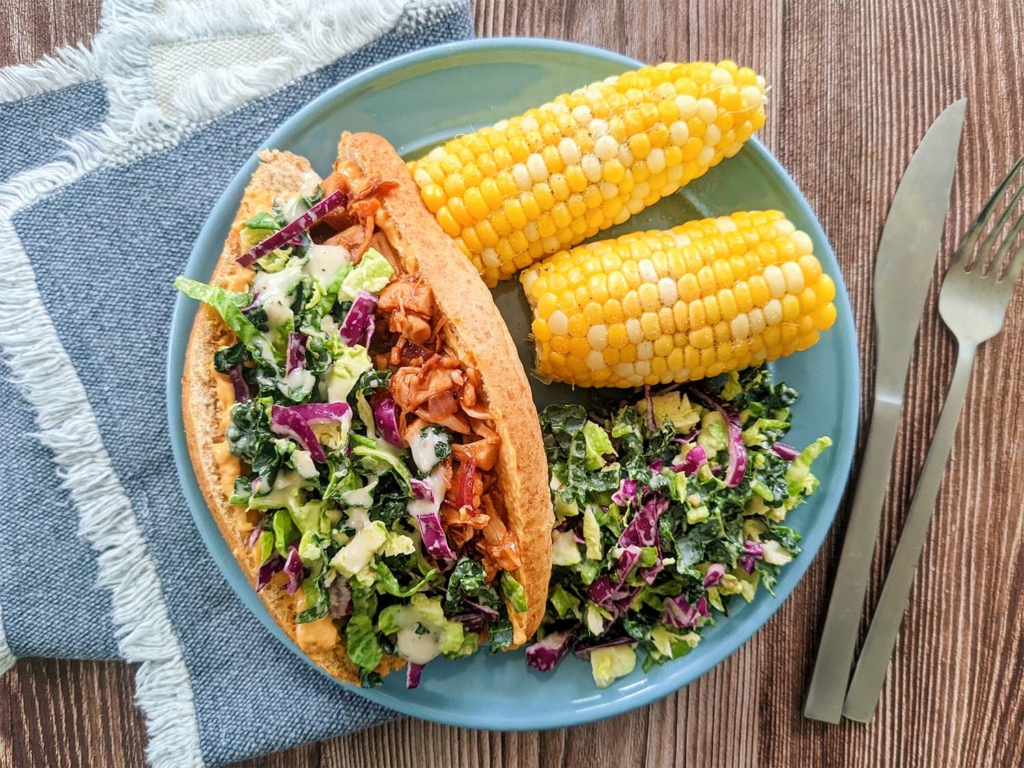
[167,37,860,730]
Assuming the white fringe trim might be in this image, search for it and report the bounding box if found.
[0,602,15,675]
[0,43,101,103]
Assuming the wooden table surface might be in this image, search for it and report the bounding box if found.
[2,1,1023,766]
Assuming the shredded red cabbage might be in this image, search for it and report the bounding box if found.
[662,595,700,628]
[451,613,486,631]
[339,290,378,348]
[703,563,726,587]
[328,578,353,618]
[247,525,262,550]
[237,189,346,267]
[286,332,307,375]
[743,540,764,557]
[415,511,456,564]
[283,546,303,595]
[526,631,574,672]
[282,402,352,425]
[406,662,424,689]
[738,555,756,574]
[615,545,643,583]
[229,365,250,402]
[692,390,748,487]
[618,495,668,548]
[674,445,707,475]
[610,478,638,507]
[374,394,402,447]
[644,385,657,432]
[771,442,800,461]
[409,478,434,502]
[255,554,283,592]
[270,406,326,463]
[462,599,500,623]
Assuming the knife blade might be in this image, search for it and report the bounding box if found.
[803,99,966,723]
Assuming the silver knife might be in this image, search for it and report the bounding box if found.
[803,99,967,723]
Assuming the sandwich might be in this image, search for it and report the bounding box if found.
[175,133,552,688]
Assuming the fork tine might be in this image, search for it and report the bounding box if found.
[1005,241,1024,286]
[962,155,1024,270]
[993,202,1024,279]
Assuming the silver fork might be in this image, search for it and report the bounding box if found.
[842,156,1024,722]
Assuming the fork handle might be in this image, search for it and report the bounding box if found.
[842,342,977,722]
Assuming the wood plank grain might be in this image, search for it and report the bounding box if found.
[1,1,1023,767]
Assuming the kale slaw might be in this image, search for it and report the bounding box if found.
[526,366,830,687]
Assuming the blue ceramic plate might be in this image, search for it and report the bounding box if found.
[168,39,859,730]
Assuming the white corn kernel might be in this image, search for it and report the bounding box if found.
[634,360,652,377]
[773,218,796,237]
[638,259,658,283]
[637,341,654,361]
[595,135,619,161]
[519,115,539,133]
[589,118,609,137]
[764,299,783,325]
[730,314,751,340]
[647,148,666,174]
[615,363,634,378]
[658,277,678,303]
[741,85,763,108]
[675,94,697,120]
[527,153,549,182]
[511,163,532,191]
[696,98,718,124]
[627,198,645,214]
[763,265,786,297]
[749,307,766,333]
[612,207,630,225]
[697,145,715,167]
[599,181,618,200]
[582,153,603,183]
[524,220,540,242]
[781,261,805,293]
[669,120,690,146]
[571,105,593,126]
[626,318,643,344]
[548,310,569,336]
[587,324,608,351]
[482,248,500,268]
[586,351,605,371]
[704,125,722,147]
[711,67,734,87]
[558,138,582,166]
[791,230,814,256]
[413,168,433,187]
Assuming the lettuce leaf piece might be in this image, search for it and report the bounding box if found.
[582,421,615,470]
[785,436,832,498]
[373,561,439,598]
[345,614,382,671]
[174,276,273,362]
[338,249,394,301]
[501,572,528,613]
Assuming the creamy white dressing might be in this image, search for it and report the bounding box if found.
[252,263,303,332]
[291,449,317,479]
[330,518,386,578]
[410,427,447,474]
[285,367,316,394]
[389,605,443,665]
[406,465,446,518]
[253,470,304,506]
[320,314,338,336]
[303,244,351,287]
[342,485,375,509]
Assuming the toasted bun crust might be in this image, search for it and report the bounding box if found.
[337,133,553,643]
[181,150,403,685]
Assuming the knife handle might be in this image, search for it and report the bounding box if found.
[803,396,903,722]
[842,343,976,721]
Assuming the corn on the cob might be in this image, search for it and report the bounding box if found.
[409,61,768,287]
[520,211,837,388]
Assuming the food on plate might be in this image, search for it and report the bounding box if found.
[525,365,830,687]
[409,61,768,286]
[175,136,552,688]
[520,211,837,388]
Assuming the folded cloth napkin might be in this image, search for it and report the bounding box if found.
[0,1,472,765]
